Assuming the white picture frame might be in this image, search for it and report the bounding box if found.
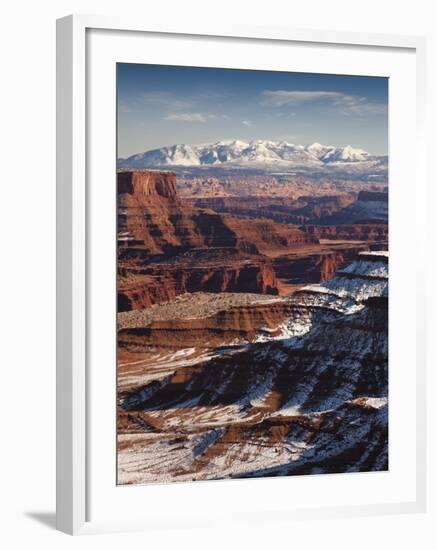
[56,14,427,535]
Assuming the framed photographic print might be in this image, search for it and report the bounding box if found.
[56,15,427,535]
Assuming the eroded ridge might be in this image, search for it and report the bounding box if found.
[117,252,388,484]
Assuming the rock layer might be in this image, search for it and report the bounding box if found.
[117,171,317,310]
[117,252,389,483]
[189,194,355,225]
[302,224,388,241]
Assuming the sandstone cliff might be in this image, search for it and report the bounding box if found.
[117,252,388,483]
[302,224,388,242]
[117,171,316,310]
[188,194,356,225]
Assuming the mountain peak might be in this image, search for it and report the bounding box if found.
[307,141,326,149]
[118,140,385,176]
[214,139,247,148]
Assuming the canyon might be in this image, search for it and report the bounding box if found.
[117,252,388,483]
[117,170,387,310]
[116,169,388,483]
[189,190,388,228]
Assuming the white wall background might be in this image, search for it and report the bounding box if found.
[0,1,435,547]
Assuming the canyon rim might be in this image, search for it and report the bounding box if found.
[116,63,388,485]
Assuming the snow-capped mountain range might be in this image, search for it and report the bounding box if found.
[118,139,388,177]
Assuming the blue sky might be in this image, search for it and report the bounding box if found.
[117,63,388,158]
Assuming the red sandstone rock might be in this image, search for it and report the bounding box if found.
[188,194,356,225]
[118,300,295,350]
[118,171,315,255]
[302,224,388,242]
[118,170,177,198]
[117,171,316,310]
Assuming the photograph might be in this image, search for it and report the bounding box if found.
[1,1,431,544]
[116,63,389,485]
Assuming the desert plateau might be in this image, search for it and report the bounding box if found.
[116,168,388,484]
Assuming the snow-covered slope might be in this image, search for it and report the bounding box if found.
[118,252,389,483]
[118,139,387,176]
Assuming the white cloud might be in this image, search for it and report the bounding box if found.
[262,90,386,116]
[263,90,347,105]
[165,112,209,122]
[242,120,253,126]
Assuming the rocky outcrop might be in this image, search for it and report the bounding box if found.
[272,247,369,285]
[302,224,388,242]
[187,193,389,239]
[118,252,389,483]
[317,190,388,224]
[117,172,389,313]
[117,171,316,310]
[188,194,355,225]
[118,170,178,198]
[358,190,388,202]
[119,298,294,351]
[118,250,279,311]
[118,170,314,255]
